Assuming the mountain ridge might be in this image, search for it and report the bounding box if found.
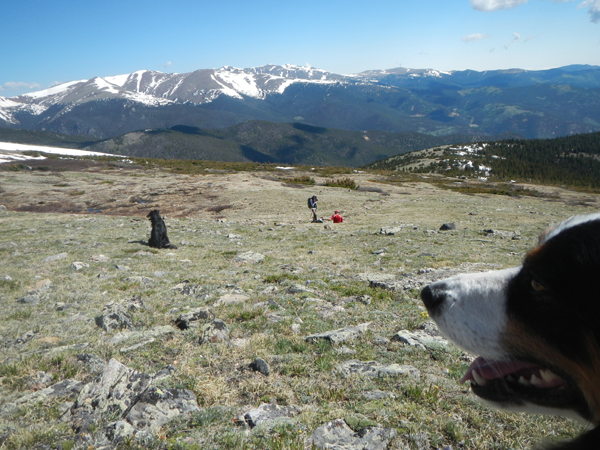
[1,64,600,140]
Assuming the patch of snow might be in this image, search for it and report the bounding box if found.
[20,80,86,99]
[104,73,132,87]
[93,78,120,94]
[0,97,20,108]
[210,74,243,99]
[0,142,120,165]
[216,68,263,98]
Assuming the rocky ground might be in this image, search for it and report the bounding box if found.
[0,160,598,449]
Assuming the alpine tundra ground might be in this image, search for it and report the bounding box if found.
[0,158,598,449]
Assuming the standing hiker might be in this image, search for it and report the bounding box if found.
[308,195,319,222]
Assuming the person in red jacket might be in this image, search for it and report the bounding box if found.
[331,210,344,223]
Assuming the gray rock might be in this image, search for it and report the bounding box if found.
[17,293,43,304]
[483,229,521,240]
[230,338,250,348]
[305,323,369,345]
[439,223,457,231]
[42,252,68,263]
[356,273,396,283]
[213,293,250,307]
[0,379,84,418]
[72,261,89,270]
[391,328,449,350]
[198,319,229,344]
[68,359,153,435]
[175,308,211,330]
[335,345,357,355]
[380,226,403,235]
[77,353,107,374]
[16,279,53,304]
[241,403,301,429]
[173,280,202,295]
[107,325,177,346]
[125,295,145,311]
[362,390,397,400]
[124,386,201,432]
[123,276,153,284]
[336,360,420,379]
[287,284,313,294]
[104,420,136,443]
[309,418,397,450]
[373,335,390,345]
[67,359,200,445]
[234,251,264,263]
[119,338,155,353]
[249,358,270,376]
[89,254,111,262]
[95,302,133,331]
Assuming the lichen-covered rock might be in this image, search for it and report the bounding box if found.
[198,319,229,344]
[66,358,200,447]
[380,226,403,235]
[68,359,153,435]
[95,302,133,331]
[241,403,301,429]
[213,293,250,307]
[234,251,264,263]
[309,418,397,450]
[0,379,84,418]
[174,308,211,330]
[336,359,420,379]
[124,387,201,431]
[391,329,449,350]
[305,323,369,345]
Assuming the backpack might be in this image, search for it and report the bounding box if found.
[308,197,313,209]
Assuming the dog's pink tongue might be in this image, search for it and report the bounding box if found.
[460,356,540,384]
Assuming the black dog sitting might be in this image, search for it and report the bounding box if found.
[147,210,177,249]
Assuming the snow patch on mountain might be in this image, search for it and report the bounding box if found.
[21,80,86,99]
[0,141,120,164]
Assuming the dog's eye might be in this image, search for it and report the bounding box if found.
[531,279,546,292]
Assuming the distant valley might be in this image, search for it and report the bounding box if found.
[0,122,490,167]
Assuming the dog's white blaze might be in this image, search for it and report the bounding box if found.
[429,267,520,360]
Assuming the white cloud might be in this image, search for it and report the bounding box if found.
[579,0,600,22]
[163,61,173,68]
[0,81,41,95]
[0,81,41,92]
[503,32,522,49]
[462,33,490,42]
[471,0,600,22]
[470,0,528,11]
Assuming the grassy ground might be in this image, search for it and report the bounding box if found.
[0,164,597,449]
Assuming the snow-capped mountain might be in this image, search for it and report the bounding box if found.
[1,64,600,139]
[2,65,349,121]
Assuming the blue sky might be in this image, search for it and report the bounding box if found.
[1,0,599,97]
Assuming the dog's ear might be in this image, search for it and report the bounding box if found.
[538,225,555,245]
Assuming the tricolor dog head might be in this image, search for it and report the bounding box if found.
[421,214,600,438]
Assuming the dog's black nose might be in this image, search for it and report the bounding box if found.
[421,284,447,311]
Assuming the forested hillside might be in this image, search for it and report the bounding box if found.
[367,132,600,189]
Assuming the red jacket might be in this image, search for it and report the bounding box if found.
[331,214,344,223]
